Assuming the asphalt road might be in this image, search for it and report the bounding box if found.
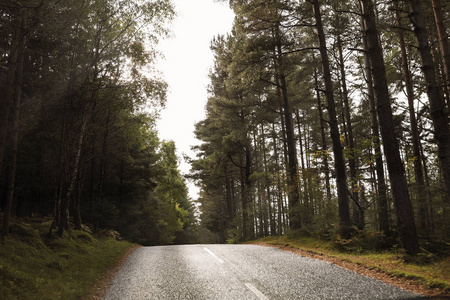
[104,244,424,300]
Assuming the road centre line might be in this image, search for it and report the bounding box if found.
[202,247,268,299]
[245,283,269,300]
[203,247,225,264]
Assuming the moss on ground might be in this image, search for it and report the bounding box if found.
[0,218,135,299]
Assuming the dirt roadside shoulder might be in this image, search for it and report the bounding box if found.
[252,242,449,300]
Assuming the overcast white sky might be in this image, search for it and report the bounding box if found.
[155,0,234,199]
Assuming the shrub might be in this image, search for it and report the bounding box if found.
[333,231,395,252]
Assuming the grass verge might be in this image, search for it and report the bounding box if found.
[248,235,450,298]
[0,218,136,299]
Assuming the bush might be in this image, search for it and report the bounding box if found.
[286,228,314,239]
[420,239,450,257]
[333,231,395,253]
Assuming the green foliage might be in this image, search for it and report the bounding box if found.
[90,199,120,229]
[8,223,45,249]
[332,231,395,253]
[226,228,241,244]
[286,228,314,239]
[155,141,197,245]
[108,139,198,246]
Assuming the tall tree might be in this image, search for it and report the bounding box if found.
[430,0,450,104]
[229,0,302,229]
[311,0,351,238]
[274,21,302,230]
[361,0,419,254]
[407,0,450,232]
[361,16,390,235]
[394,2,429,233]
[0,4,27,186]
[2,7,27,235]
[313,67,332,203]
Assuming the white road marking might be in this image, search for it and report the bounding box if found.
[245,283,269,300]
[203,247,225,264]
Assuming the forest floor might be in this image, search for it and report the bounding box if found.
[249,236,450,299]
[0,217,136,299]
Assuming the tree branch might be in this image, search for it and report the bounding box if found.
[283,47,319,55]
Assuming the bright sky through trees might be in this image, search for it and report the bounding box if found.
[156,0,234,200]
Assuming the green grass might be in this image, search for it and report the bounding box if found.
[248,235,450,294]
[0,219,135,299]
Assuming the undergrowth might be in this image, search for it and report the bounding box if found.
[0,218,135,299]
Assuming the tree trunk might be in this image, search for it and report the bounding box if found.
[337,36,362,230]
[255,126,269,236]
[395,3,429,234]
[225,164,234,221]
[272,123,285,234]
[360,12,390,235]
[295,110,310,226]
[245,145,254,239]
[313,67,332,203]
[274,23,301,230]
[57,117,88,237]
[49,126,66,237]
[430,0,450,106]
[98,109,110,201]
[72,158,84,231]
[361,0,419,254]
[261,124,276,235]
[238,144,252,241]
[312,0,352,238]
[0,8,24,179]
[2,21,25,235]
[408,0,450,232]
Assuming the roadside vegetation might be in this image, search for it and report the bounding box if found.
[0,217,135,300]
[249,233,450,297]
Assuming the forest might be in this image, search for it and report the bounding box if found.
[1,0,450,257]
[192,0,450,255]
[0,0,201,246]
